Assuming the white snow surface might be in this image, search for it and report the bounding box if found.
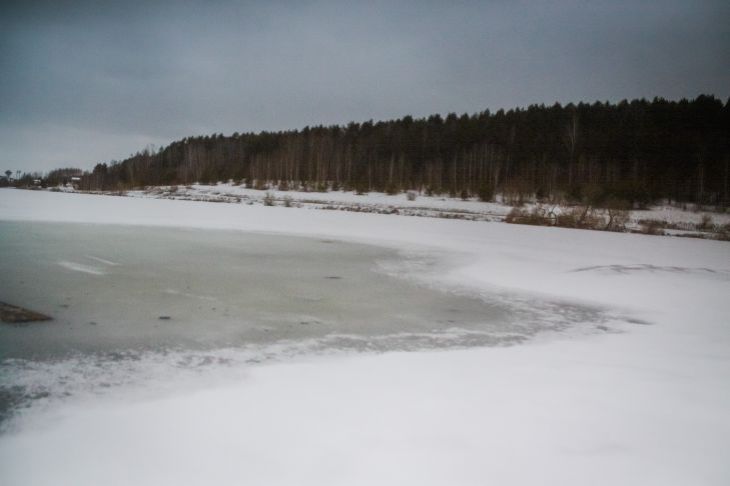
[134,182,513,214]
[127,182,730,228]
[1,188,730,485]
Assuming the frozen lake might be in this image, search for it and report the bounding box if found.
[0,221,602,424]
[2,191,728,486]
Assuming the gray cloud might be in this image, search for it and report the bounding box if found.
[2,0,728,172]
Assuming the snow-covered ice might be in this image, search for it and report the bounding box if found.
[0,188,729,486]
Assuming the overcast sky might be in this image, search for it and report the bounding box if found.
[1,0,728,173]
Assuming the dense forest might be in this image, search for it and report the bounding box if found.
[18,95,730,206]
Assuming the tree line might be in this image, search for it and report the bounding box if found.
[16,95,730,206]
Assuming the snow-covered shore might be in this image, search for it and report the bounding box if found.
[92,181,730,234]
[1,188,729,485]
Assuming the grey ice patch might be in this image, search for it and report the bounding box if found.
[163,289,218,302]
[375,247,455,283]
[85,255,120,266]
[57,261,105,275]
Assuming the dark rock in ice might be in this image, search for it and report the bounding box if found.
[0,302,52,324]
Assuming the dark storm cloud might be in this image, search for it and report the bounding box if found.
[1,0,728,172]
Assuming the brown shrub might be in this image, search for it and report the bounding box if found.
[505,207,550,226]
[698,214,713,231]
[639,220,665,235]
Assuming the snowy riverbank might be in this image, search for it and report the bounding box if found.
[49,181,730,236]
[1,188,729,485]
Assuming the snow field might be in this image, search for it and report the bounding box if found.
[0,188,728,485]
